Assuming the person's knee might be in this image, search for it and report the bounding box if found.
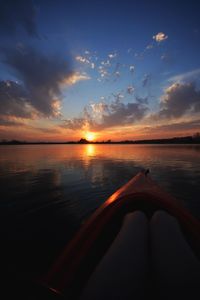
[150,210,200,287]
[80,211,149,300]
[123,211,148,229]
[151,210,177,226]
[150,210,182,240]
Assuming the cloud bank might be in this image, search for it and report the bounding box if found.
[62,79,200,134]
[62,96,148,131]
[0,0,78,128]
[1,46,73,119]
[0,80,35,119]
[159,82,200,118]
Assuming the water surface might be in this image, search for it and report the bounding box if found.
[0,144,200,279]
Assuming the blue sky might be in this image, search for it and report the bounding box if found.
[0,0,200,141]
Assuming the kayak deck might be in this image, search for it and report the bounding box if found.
[43,170,200,298]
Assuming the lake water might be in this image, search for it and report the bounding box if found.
[0,144,200,280]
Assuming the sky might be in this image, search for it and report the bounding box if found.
[0,0,200,141]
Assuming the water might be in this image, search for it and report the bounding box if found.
[0,144,200,280]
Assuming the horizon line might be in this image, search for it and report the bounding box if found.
[0,134,200,145]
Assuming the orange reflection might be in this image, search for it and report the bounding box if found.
[85,144,96,157]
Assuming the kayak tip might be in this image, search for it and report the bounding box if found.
[142,169,150,176]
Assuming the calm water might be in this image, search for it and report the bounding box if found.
[0,144,200,279]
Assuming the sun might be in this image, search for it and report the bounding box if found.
[85,132,96,142]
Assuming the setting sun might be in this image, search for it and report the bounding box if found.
[85,132,96,141]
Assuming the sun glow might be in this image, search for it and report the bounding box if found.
[85,131,96,141]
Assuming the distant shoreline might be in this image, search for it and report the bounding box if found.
[1,135,200,145]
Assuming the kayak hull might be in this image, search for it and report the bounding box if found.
[43,171,200,297]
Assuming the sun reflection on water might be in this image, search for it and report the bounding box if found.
[85,144,96,157]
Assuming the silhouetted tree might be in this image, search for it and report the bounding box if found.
[78,138,89,144]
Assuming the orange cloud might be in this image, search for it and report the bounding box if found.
[153,32,168,42]
[62,72,91,85]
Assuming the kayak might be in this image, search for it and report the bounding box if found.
[43,170,200,298]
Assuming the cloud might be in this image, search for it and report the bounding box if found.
[75,50,125,83]
[129,65,135,73]
[153,119,200,132]
[112,92,124,102]
[61,117,88,131]
[62,96,148,131]
[75,54,96,69]
[142,74,151,87]
[0,80,37,119]
[98,65,109,80]
[75,56,89,64]
[159,82,200,118]
[168,69,200,83]
[33,127,61,134]
[135,96,148,104]
[146,44,154,50]
[127,85,135,95]
[0,0,38,37]
[2,46,73,117]
[108,52,117,59]
[96,102,147,130]
[90,102,109,115]
[153,32,168,42]
[62,72,91,85]
[143,119,200,136]
[0,117,25,127]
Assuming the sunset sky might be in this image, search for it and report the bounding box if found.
[0,0,200,141]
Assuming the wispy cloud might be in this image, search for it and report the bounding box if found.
[143,119,200,135]
[127,85,135,94]
[142,74,151,87]
[75,52,97,70]
[33,126,61,134]
[62,72,91,85]
[75,50,131,83]
[168,69,200,83]
[0,116,26,127]
[108,52,117,59]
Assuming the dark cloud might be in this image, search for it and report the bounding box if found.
[156,119,200,132]
[0,118,25,127]
[159,82,200,118]
[143,119,200,135]
[135,96,148,104]
[34,127,61,134]
[142,74,151,87]
[97,102,147,129]
[61,117,87,131]
[62,98,148,131]
[0,80,35,119]
[1,46,72,117]
[0,0,38,37]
